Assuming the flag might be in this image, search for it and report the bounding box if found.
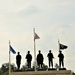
[34,32,40,40]
[10,45,16,54]
[59,43,68,50]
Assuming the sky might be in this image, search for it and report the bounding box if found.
[0,0,75,72]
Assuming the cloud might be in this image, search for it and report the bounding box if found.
[16,5,39,17]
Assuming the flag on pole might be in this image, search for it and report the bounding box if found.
[34,32,40,40]
[10,45,16,54]
[33,28,40,71]
[59,43,68,50]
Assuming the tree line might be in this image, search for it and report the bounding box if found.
[0,62,48,75]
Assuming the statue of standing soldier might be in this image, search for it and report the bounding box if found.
[58,51,64,68]
[47,50,54,68]
[25,51,32,69]
[37,50,44,68]
[16,52,22,70]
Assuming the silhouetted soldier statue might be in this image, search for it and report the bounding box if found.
[26,51,32,68]
[16,52,22,70]
[58,51,64,68]
[47,50,54,68]
[37,50,44,68]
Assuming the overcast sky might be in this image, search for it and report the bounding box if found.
[0,0,75,72]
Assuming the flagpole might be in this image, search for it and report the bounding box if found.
[58,39,60,52]
[33,28,37,71]
[9,40,11,75]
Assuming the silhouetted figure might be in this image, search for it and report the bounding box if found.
[58,51,64,68]
[16,52,22,70]
[26,51,32,68]
[37,50,44,68]
[47,50,54,68]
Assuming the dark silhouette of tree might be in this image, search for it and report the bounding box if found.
[42,63,48,70]
[73,72,75,75]
[21,62,28,71]
[1,62,16,74]
[0,69,3,75]
[1,63,9,73]
[32,61,38,70]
